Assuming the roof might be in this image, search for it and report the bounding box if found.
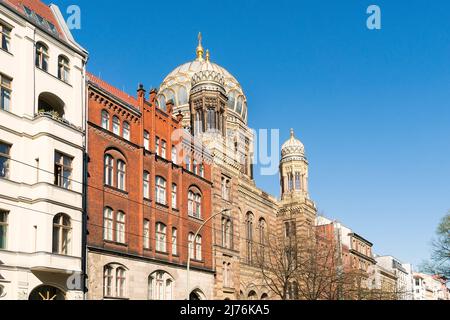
[86,72,139,110]
[2,0,64,38]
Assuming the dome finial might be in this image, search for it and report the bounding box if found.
[196,32,204,61]
[206,49,210,62]
[290,128,295,138]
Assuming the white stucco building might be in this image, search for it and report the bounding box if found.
[0,0,88,300]
[413,273,449,300]
[375,256,414,300]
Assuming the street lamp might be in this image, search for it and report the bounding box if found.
[186,208,231,300]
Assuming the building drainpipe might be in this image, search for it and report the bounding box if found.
[81,66,89,300]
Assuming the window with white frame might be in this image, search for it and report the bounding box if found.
[117,160,126,191]
[104,154,114,186]
[148,271,174,300]
[144,131,150,150]
[155,137,160,156]
[103,265,113,297]
[0,210,8,250]
[172,228,177,256]
[112,116,120,136]
[58,55,70,83]
[103,207,114,241]
[116,267,126,298]
[101,110,110,130]
[199,164,205,178]
[116,211,126,244]
[155,223,167,253]
[54,151,72,189]
[0,74,11,112]
[0,141,11,179]
[188,233,195,259]
[188,191,202,219]
[161,140,166,159]
[171,184,177,209]
[35,42,49,71]
[52,213,71,255]
[195,235,202,261]
[221,177,231,200]
[143,171,150,199]
[193,160,198,175]
[123,121,130,141]
[143,219,150,249]
[155,176,166,205]
[222,217,232,249]
[0,23,11,52]
[171,146,177,164]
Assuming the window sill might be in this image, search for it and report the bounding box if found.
[104,240,128,247]
[103,296,129,301]
[0,47,13,56]
[155,250,169,256]
[104,185,129,195]
[188,215,204,223]
[156,202,169,209]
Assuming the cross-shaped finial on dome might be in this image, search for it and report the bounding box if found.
[196,32,204,61]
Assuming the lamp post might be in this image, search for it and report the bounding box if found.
[186,208,231,300]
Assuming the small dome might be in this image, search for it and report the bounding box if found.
[281,129,305,160]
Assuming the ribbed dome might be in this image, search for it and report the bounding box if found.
[158,39,248,124]
[281,129,305,160]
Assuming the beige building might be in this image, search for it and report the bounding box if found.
[157,35,317,300]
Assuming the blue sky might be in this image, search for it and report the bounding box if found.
[55,0,450,267]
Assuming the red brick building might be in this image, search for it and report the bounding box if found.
[85,73,214,300]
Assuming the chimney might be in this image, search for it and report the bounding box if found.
[137,83,146,106]
[166,99,174,115]
[149,88,158,105]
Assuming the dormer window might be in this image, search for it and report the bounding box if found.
[35,42,49,71]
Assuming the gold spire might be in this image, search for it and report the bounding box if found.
[290,128,295,138]
[196,32,204,61]
[206,49,210,62]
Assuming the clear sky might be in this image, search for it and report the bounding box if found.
[55,0,450,267]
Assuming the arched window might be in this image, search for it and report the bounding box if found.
[155,223,167,253]
[188,190,202,219]
[188,232,195,258]
[104,154,114,186]
[38,92,65,118]
[103,207,113,241]
[103,265,113,297]
[148,271,174,300]
[295,172,301,190]
[143,171,150,199]
[248,290,257,300]
[222,216,232,249]
[246,213,254,264]
[259,218,266,246]
[35,42,49,71]
[101,110,110,130]
[58,55,70,82]
[52,213,71,255]
[117,160,126,191]
[116,211,125,244]
[112,116,120,135]
[158,95,166,111]
[155,176,166,205]
[228,92,236,110]
[195,110,203,135]
[103,264,127,299]
[195,235,202,261]
[123,121,130,140]
[171,146,177,164]
[143,219,150,249]
[236,96,244,115]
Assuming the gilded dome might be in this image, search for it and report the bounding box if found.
[158,34,248,124]
[281,129,305,160]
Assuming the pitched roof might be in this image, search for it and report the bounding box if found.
[2,0,64,38]
[87,71,139,109]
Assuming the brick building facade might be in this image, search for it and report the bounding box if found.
[85,73,214,300]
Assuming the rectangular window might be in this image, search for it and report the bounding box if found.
[143,220,150,249]
[155,137,160,156]
[171,146,177,164]
[171,184,177,209]
[144,131,150,150]
[0,23,11,52]
[103,208,113,241]
[0,210,8,250]
[0,142,11,179]
[172,228,177,256]
[156,223,167,253]
[161,140,166,159]
[143,172,150,199]
[0,74,12,112]
[54,152,73,189]
[116,212,126,244]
